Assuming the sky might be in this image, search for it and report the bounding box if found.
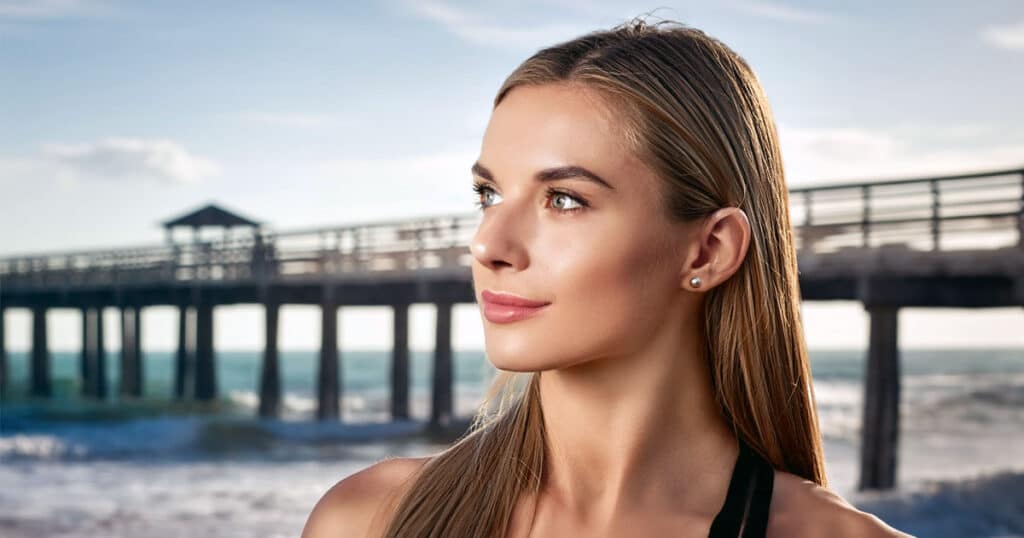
[1,0,1023,352]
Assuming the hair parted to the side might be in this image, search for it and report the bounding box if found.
[382,15,826,538]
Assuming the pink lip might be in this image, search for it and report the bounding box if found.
[481,290,549,307]
[480,290,551,323]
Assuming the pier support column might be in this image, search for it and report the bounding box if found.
[430,301,453,429]
[391,303,410,420]
[95,307,108,399]
[134,307,142,394]
[258,301,281,418]
[1017,170,1024,248]
[194,302,216,401]
[79,307,88,394]
[174,305,193,399]
[317,286,340,421]
[81,308,100,398]
[30,306,51,397]
[0,307,7,400]
[119,306,143,398]
[858,304,901,491]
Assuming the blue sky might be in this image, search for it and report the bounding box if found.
[2,0,1023,351]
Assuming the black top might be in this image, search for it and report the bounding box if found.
[707,437,775,537]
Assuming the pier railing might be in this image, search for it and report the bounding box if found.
[1,166,1022,290]
[0,214,481,289]
[791,167,1024,253]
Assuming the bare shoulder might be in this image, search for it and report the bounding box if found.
[301,456,432,538]
[767,470,915,538]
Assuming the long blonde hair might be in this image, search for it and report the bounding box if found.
[382,16,825,537]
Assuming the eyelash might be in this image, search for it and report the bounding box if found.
[471,181,589,214]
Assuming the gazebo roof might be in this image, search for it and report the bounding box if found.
[161,203,261,229]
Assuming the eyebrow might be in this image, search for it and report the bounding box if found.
[471,161,616,191]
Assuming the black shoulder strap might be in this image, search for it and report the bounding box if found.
[707,437,774,538]
[742,446,774,537]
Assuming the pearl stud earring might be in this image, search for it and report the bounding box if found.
[690,276,702,288]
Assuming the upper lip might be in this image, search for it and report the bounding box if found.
[481,289,551,307]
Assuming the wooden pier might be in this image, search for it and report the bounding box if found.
[1,166,1022,491]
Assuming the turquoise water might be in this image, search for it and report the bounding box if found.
[2,349,497,421]
[6,347,1023,397]
[2,347,1023,428]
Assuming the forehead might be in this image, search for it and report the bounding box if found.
[480,84,633,176]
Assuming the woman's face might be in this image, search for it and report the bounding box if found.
[469,83,696,372]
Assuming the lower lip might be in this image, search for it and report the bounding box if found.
[482,299,550,323]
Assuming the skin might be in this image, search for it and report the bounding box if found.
[302,83,911,537]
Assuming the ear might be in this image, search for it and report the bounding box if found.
[679,207,751,292]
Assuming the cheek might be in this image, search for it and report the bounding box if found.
[553,231,673,351]
[483,224,676,371]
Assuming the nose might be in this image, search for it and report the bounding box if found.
[469,203,531,273]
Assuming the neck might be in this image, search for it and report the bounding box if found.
[536,304,738,523]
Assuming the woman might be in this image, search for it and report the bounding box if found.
[303,17,910,538]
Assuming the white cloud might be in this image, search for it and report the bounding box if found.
[777,123,1024,186]
[727,0,838,24]
[41,137,221,184]
[0,155,38,177]
[402,0,593,51]
[404,0,837,49]
[248,145,483,227]
[238,111,345,129]
[887,123,994,140]
[315,145,478,195]
[0,0,108,19]
[980,20,1024,51]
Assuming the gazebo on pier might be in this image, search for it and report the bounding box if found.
[161,202,263,245]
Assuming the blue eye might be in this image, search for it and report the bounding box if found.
[547,189,586,213]
[471,181,588,214]
[471,182,498,211]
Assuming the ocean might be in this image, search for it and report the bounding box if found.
[1,348,1022,537]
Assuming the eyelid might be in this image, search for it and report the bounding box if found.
[471,180,589,212]
[545,187,588,209]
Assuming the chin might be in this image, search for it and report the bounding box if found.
[484,342,556,372]
[485,352,544,373]
[484,342,586,372]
